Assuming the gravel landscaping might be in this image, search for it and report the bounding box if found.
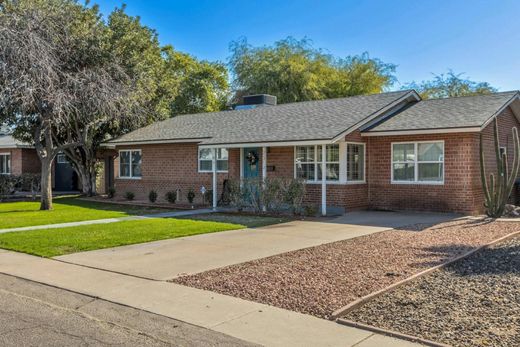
[344,234,520,347]
[173,219,520,319]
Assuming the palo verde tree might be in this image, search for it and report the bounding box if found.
[0,0,138,209]
[228,37,396,104]
[480,118,520,217]
[404,71,497,99]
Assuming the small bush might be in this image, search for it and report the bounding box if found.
[165,191,177,204]
[0,175,15,201]
[303,204,318,217]
[107,187,116,199]
[148,190,158,203]
[285,178,306,215]
[204,189,213,204]
[125,191,135,201]
[187,188,195,204]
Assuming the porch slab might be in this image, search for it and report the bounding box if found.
[55,211,459,280]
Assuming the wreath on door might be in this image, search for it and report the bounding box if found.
[246,151,258,166]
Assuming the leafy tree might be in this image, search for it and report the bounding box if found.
[163,46,229,115]
[0,0,139,209]
[228,37,396,104]
[404,71,497,99]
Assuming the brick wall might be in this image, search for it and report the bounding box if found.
[478,106,520,207]
[21,149,41,174]
[114,143,231,204]
[367,106,520,214]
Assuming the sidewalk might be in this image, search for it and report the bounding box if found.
[0,208,215,234]
[0,249,418,347]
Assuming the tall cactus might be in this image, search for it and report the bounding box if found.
[479,117,520,217]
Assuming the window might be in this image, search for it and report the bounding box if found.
[295,144,339,182]
[347,143,365,182]
[198,148,228,172]
[119,150,142,178]
[0,154,10,175]
[500,146,507,158]
[56,153,68,164]
[392,142,444,183]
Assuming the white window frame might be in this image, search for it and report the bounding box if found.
[294,144,341,184]
[346,142,366,184]
[118,149,142,179]
[391,140,444,185]
[56,153,68,164]
[0,153,10,175]
[198,148,228,173]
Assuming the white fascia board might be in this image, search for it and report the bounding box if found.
[0,145,33,149]
[199,139,333,149]
[331,90,421,143]
[480,93,520,130]
[101,138,205,147]
[361,127,481,137]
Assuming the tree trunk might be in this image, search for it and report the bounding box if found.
[40,158,53,210]
[75,161,97,196]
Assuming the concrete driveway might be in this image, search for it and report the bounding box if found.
[55,210,459,280]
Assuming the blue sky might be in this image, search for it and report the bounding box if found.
[95,0,520,91]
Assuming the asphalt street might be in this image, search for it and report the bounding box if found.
[0,273,256,347]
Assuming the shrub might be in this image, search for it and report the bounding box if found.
[148,190,158,203]
[0,175,15,201]
[227,179,247,211]
[187,188,195,204]
[285,178,306,215]
[204,189,213,205]
[125,191,135,201]
[261,177,286,212]
[303,204,318,217]
[107,187,116,199]
[242,178,262,212]
[165,191,177,204]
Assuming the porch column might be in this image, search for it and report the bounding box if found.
[262,146,267,212]
[321,145,327,216]
[212,148,217,211]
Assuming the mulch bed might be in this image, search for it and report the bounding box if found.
[344,234,520,347]
[172,219,520,319]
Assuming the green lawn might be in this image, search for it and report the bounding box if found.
[0,218,243,257]
[0,197,174,229]
[181,213,291,228]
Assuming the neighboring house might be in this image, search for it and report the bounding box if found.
[0,133,79,191]
[103,90,520,215]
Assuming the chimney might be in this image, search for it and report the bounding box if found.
[234,94,277,110]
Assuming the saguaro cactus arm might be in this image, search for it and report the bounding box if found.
[479,117,520,217]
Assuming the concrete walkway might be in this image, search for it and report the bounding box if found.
[0,249,419,346]
[56,210,458,280]
[0,208,215,234]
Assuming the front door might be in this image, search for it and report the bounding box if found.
[243,147,260,179]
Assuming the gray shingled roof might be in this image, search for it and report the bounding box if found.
[107,90,412,145]
[367,91,520,133]
[0,135,31,148]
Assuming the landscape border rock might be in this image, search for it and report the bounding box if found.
[336,318,450,347]
[330,229,520,319]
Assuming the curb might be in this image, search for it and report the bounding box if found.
[330,229,520,319]
[336,318,450,347]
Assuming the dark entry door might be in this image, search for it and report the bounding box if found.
[54,154,76,191]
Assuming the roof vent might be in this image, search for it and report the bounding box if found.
[235,94,277,110]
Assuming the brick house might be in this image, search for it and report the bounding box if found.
[103,90,520,215]
[0,133,79,191]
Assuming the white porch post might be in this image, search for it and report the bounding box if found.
[212,148,217,211]
[321,145,327,216]
[262,146,267,212]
